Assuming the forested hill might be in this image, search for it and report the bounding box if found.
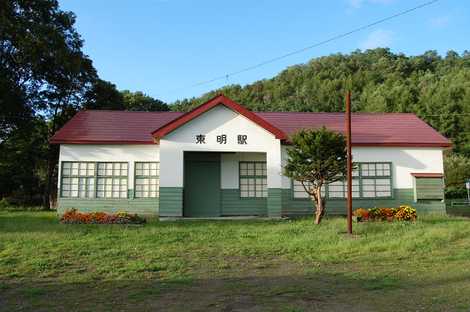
[172,48,470,156]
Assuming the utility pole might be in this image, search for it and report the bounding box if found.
[346,91,353,235]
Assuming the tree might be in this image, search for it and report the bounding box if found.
[444,154,470,198]
[0,118,48,204]
[121,90,169,111]
[84,79,125,110]
[174,49,470,157]
[284,128,348,224]
[1,0,99,208]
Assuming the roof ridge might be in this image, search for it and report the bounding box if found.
[79,109,417,116]
[82,109,182,114]
[255,111,416,115]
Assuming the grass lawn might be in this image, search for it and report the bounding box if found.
[1,211,470,311]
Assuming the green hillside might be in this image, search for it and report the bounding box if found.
[173,48,470,156]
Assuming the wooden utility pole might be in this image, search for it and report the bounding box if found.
[346,91,353,235]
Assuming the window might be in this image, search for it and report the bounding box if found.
[60,161,129,199]
[96,162,128,199]
[135,162,159,198]
[292,162,392,199]
[328,179,360,198]
[292,180,325,198]
[239,162,267,198]
[360,163,392,198]
[328,168,360,199]
[361,163,391,177]
[61,162,95,198]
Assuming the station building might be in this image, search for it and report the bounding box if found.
[51,95,450,218]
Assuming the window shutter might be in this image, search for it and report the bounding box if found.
[415,177,444,200]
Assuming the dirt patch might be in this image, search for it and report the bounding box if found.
[0,260,397,312]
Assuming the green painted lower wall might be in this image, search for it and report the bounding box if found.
[57,198,158,216]
[281,188,446,216]
[267,188,283,217]
[58,187,446,218]
[159,187,183,217]
[221,189,267,216]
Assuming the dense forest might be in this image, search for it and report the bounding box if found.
[1,0,469,207]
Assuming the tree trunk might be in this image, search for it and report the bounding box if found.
[45,144,59,210]
[44,103,62,210]
[314,188,325,224]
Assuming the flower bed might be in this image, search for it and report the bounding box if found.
[60,209,146,224]
[353,205,417,222]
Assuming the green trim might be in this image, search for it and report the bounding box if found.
[282,188,445,216]
[60,161,96,198]
[159,187,183,217]
[221,189,267,216]
[57,198,158,216]
[267,188,282,217]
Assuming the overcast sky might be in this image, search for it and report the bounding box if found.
[60,0,470,103]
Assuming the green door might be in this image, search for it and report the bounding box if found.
[184,152,221,217]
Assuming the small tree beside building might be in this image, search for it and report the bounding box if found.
[284,127,348,224]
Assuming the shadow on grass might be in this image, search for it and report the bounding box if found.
[2,270,470,312]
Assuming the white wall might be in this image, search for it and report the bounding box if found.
[159,105,282,188]
[353,147,444,188]
[281,146,444,189]
[58,144,160,195]
[281,145,291,189]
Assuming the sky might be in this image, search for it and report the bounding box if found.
[59,0,470,103]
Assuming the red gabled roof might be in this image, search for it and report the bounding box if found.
[50,95,451,148]
[151,95,287,140]
[257,112,451,148]
[50,110,183,144]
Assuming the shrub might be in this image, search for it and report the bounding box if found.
[368,207,381,220]
[394,205,417,221]
[353,208,369,221]
[368,208,394,220]
[379,208,395,220]
[60,209,146,224]
[357,205,417,222]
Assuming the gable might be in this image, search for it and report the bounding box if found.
[152,95,287,141]
[163,105,278,148]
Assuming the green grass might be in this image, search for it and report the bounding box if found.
[1,211,470,311]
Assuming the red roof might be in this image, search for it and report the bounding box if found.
[50,110,183,144]
[50,96,451,147]
[257,112,451,147]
